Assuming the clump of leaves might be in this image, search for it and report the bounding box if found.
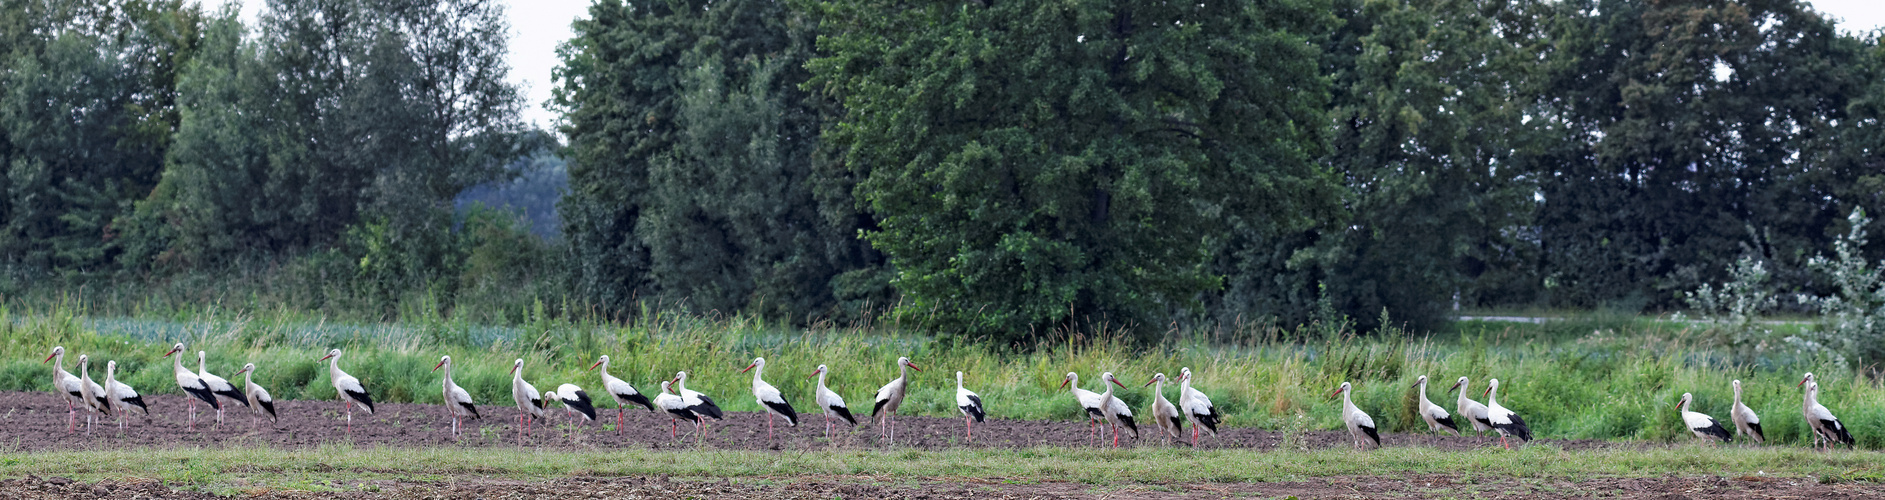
[1796,208,1885,372]
[1684,255,1778,357]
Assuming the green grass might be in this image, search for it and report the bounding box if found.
[3,445,1881,492]
[4,300,1883,449]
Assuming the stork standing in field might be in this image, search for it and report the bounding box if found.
[103,360,147,431]
[1412,375,1460,436]
[433,355,479,438]
[318,348,374,434]
[1676,392,1731,444]
[45,346,83,433]
[76,355,109,433]
[672,371,724,444]
[590,355,654,436]
[1449,376,1494,437]
[1331,381,1379,450]
[808,364,857,442]
[955,371,985,442]
[1177,368,1219,446]
[1482,378,1531,449]
[653,380,694,441]
[548,384,597,443]
[740,357,798,444]
[233,363,277,428]
[1799,373,1854,451]
[1060,372,1108,446]
[871,356,920,445]
[1097,372,1138,448]
[197,351,248,426]
[1730,379,1763,445]
[164,343,220,431]
[510,358,546,444]
[1143,373,1185,446]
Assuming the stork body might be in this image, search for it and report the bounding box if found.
[1144,373,1185,446]
[1060,372,1108,446]
[75,355,110,434]
[434,356,479,438]
[809,364,857,442]
[103,360,147,431]
[1177,368,1219,446]
[550,384,597,444]
[1412,375,1460,435]
[318,348,374,434]
[164,344,220,431]
[741,357,798,444]
[1482,378,1531,449]
[1449,376,1493,435]
[672,371,723,444]
[234,363,277,427]
[45,346,83,433]
[955,371,985,442]
[1333,382,1379,450]
[1097,372,1138,447]
[197,351,248,426]
[652,380,694,441]
[590,355,654,437]
[870,356,920,445]
[1799,374,1853,451]
[510,359,545,443]
[1730,379,1763,445]
[1676,392,1731,444]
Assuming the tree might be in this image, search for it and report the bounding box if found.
[807,0,1344,341]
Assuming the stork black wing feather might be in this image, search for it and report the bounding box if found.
[258,399,277,422]
[1745,421,1764,443]
[622,393,655,412]
[1696,419,1732,443]
[831,404,858,426]
[1360,424,1381,447]
[1435,415,1459,433]
[214,387,249,407]
[459,401,481,419]
[962,395,985,423]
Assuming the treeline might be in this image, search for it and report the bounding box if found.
[4,0,1883,344]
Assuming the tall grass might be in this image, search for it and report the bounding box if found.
[2,300,1880,449]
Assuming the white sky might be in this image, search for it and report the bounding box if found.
[229,0,1884,131]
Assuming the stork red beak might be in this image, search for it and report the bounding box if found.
[906,361,922,372]
[1410,379,1423,389]
[806,369,819,379]
[433,359,446,372]
[165,347,181,358]
[589,360,603,371]
[43,352,56,363]
[1448,381,1461,393]
[1798,377,1807,387]
[1143,377,1157,387]
[1329,387,1343,398]
[740,363,757,373]
[1110,378,1127,389]
[1059,378,1071,389]
[509,364,519,375]
[1482,386,1491,397]
[317,353,334,362]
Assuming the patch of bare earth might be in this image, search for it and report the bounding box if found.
[4,474,1881,499]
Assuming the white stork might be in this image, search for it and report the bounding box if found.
[103,360,148,431]
[1482,378,1532,449]
[955,371,985,442]
[672,371,724,444]
[549,384,598,444]
[318,348,374,434]
[1448,376,1493,436]
[809,364,857,442]
[433,355,479,438]
[164,343,220,430]
[1412,375,1460,435]
[233,363,277,427]
[1730,379,1763,445]
[590,355,654,436]
[1143,373,1185,446]
[509,358,546,443]
[44,346,83,433]
[1060,372,1108,446]
[1676,392,1731,444]
[1097,372,1138,448]
[75,354,108,434]
[652,380,694,441]
[870,356,920,445]
[197,351,248,426]
[1177,367,1219,446]
[1799,374,1853,451]
[741,357,798,444]
[1332,381,1379,450]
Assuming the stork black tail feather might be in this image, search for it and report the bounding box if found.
[831,404,858,426]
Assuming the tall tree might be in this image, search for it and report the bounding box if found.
[807,0,1343,341]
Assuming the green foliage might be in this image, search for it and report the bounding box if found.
[806,0,1344,342]
[1797,208,1885,370]
[1684,256,1782,359]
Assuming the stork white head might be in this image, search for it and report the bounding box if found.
[896,356,920,372]
[660,380,674,394]
[1331,381,1352,398]
[164,343,186,358]
[236,363,256,376]
[44,345,64,363]
[1483,378,1500,398]
[1101,372,1127,389]
[509,358,525,374]
[1732,379,1743,397]
[1411,375,1429,389]
[741,357,766,373]
[1060,372,1079,389]
[1144,372,1167,387]
[1677,392,1693,411]
[589,355,611,372]
[1799,372,1816,388]
[808,364,828,379]
[319,348,341,362]
[433,355,451,372]
[1449,376,1469,393]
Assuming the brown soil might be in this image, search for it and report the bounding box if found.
[0,391,1630,452]
[5,473,1882,499]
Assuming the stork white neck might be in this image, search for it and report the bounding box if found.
[956,371,964,390]
[1486,379,1502,408]
[197,351,209,375]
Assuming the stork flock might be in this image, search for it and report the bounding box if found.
[39,345,1863,451]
